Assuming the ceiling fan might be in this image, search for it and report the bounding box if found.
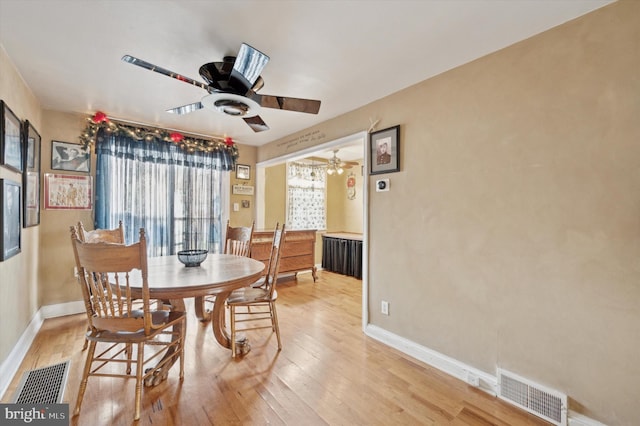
[309,149,359,175]
[121,43,321,132]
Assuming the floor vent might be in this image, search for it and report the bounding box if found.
[497,368,567,426]
[11,361,70,404]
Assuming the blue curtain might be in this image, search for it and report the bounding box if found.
[95,130,232,257]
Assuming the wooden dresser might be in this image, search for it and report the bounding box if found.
[251,229,318,282]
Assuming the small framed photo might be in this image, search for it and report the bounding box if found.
[23,120,41,172]
[1,178,22,261]
[369,125,400,175]
[236,164,250,180]
[22,121,41,227]
[51,140,90,173]
[1,100,23,173]
[44,173,93,210]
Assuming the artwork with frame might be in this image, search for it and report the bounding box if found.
[369,125,400,175]
[236,164,250,180]
[44,173,93,210]
[51,140,90,173]
[1,178,22,261]
[1,100,23,173]
[22,120,41,227]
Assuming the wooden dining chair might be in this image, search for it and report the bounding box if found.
[224,220,255,257]
[77,220,125,244]
[76,220,126,350]
[69,226,186,421]
[198,221,255,318]
[227,223,286,357]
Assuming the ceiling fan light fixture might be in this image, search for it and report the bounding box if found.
[214,99,249,116]
[201,93,260,117]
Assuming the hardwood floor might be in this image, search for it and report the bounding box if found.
[2,271,549,425]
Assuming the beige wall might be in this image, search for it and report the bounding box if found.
[263,163,287,229]
[229,144,257,227]
[39,110,94,306]
[257,2,640,424]
[0,46,41,364]
[326,162,364,234]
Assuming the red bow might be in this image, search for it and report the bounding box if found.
[170,132,184,143]
[91,111,109,124]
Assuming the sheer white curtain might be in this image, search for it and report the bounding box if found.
[287,162,326,230]
[95,132,231,256]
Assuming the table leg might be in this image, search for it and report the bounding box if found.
[144,298,185,387]
[194,295,211,322]
[211,291,250,355]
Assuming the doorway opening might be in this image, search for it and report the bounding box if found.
[255,131,370,330]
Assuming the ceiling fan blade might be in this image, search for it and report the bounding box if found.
[243,115,270,132]
[249,93,321,114]
[122,55,209,91]
[229,43,270,95]
[166,102,204,115]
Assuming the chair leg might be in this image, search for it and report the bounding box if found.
[134,342,144,421]
[126,343,133,374]
[271,302,282,351]
[82,325,90,350]
[179,318,185,379]
[74,340,96,416]
[230,305,237,357]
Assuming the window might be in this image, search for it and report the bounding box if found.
[95,131,230,257]
[286,162,326,230]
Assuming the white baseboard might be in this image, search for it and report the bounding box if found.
[40,300,85,319]
[364,324,497,395]
[568,412,608,426]
[364,324,606,426]
[0,300,84,400]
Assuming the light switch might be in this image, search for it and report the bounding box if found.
[233,202,240,211]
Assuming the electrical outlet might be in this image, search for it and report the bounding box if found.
[466,371,480,387]
[381,300,389,315]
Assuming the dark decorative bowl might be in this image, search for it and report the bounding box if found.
[177,249,208,267]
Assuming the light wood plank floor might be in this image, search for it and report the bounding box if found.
[3,271,549,425]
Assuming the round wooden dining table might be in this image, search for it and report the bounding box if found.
[127,253,265,384]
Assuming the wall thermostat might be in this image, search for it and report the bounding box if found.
[376,179,389,192]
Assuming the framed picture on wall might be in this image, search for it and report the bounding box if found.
[51,140,90,173]
[22,120,41,227]
[0,100,23,173]
[369,125,400,175]
[236,164,250,180]
[44,173,93,210]
[1,178,22,261]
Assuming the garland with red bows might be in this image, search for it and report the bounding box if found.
[79,111,238,162]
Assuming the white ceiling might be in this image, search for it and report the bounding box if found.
[0,0,613,147]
